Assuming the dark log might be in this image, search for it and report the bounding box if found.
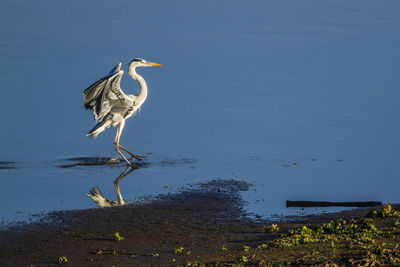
[286,200,382,208]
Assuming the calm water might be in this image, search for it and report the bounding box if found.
[1,0,400,222]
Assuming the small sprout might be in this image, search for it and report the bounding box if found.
[265,224,279,233]
[174,247,184,254]
[257,243,267,249]
[58,256,68,264]
[221,246,228,251]
[172,258,176,262]
[114,232,125,241]
[243,245,250,252]
[186,251,191,255]
[152,253,159,257]
[240,255,248,262]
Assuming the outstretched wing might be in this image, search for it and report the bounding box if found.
[87,186,117,207]
[83,63,133,122]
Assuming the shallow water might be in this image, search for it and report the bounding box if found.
[1,0,400,222]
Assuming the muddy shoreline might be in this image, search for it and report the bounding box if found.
[0,179,397,266]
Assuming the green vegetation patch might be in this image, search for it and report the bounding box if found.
[271,217,389,248]
[369,203,400,218]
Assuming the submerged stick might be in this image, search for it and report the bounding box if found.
[286,200,382,208]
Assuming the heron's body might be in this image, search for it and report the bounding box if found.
[83,59,161,165]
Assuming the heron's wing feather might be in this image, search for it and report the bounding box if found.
[108,62,122,75]
[87,186,117,207]
[83,69,133,122]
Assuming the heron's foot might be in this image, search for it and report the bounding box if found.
[128,154,147,161]
[116,145,147,161]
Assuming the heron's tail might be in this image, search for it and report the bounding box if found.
[87,118,112,139]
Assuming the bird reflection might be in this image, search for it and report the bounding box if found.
[87,165,137,207]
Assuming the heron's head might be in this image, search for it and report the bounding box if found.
[129,58,162,68]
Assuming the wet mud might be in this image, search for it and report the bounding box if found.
[0,179,256,266]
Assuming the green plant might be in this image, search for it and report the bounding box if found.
[265,224,279,233]
[58,256,68,264]
[114,232,124,241]
[257,243,267,249]
[174,247,184,254]
[239,255,248,262]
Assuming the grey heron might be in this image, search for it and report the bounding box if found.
[83,58,162,165]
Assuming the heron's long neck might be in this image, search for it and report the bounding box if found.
[129,67,148,105]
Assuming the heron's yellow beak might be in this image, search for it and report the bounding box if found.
[147,62,162,67]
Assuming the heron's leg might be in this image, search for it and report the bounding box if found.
[114,121,132,166]
[115,143,131,165]
[114,165,137,205]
